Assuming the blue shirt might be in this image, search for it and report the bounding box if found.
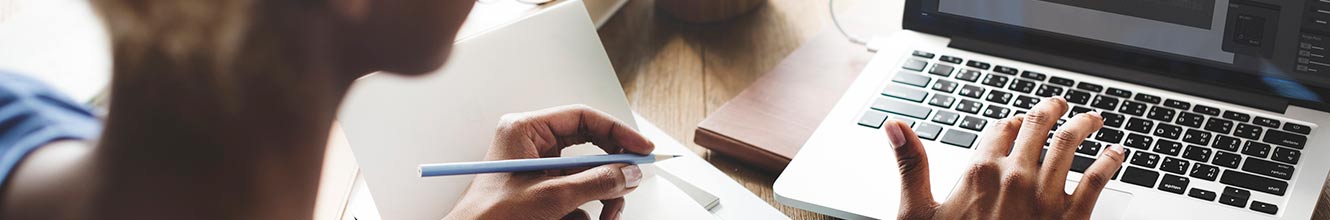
[0,71,101,187]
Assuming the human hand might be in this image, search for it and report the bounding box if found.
[443,105,655,220]
[885,97,1127,220]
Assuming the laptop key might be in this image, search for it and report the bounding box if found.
[1119,101,1147,116]
[966,60,991,70]
[956,99,984,114]
[1048,76,1075,87]
[1160,157,1189,175]
[881,84,929,102]
[1182,145,1211,162]
[1219,187,1251,208]
[1189,188,1216,201]
[1221,170,1287,196]
[1271,147,1300,165]
[1076,82,1104,93]
[893,71,933,88]
[959,116,987,131]
[1069,106,1094,118]
[994,65,1019,75]
[1008,79,1037,93]
[981,74,1010,88]
[1164,99,1192,110]
[1243,157,1294,180]
[1253,116,1281,128]
[1204,117,1234,135]
[1182,129,1212,146]
[857,110,889,128]
[1134,93,1162,104]
[1012,95,1040,109]
[1282,122,1311,135]
[902,59,928,71]
[941,129,978,148]
[1035,84,1064,97]
[1105,87,1132,98]
[1064,90,1092,104]
[1125,118,1154,134]
[1121,166,1160,188]
[955,69,982,82]
[1241,141,1271,158]
[1176,112,1204,128]
[1190,163,1219,181]
[985,90,1013,105]
[1102,112,1125,128]
[939,55,963,64]
[1090,95,1119,110]
[1147,106,1176,122]
[870,97,932,119]
[1263,130,1306,149]
[1222,111,1251,122]
[1069,154,1095,173]
[1019,70,1046,81]
[1153,123,1182,139]
[1213,151,1241,168]
[1213,135,1241,152]
[928,94,957,108]
[1077,141,1102,156]
[1124,133,1153,150]
[1250,201,1278,215]
[1233,124,1262,140]
[914,123,944,140]
[1095,128,1125,144]
[1193,104,1221,116]
[889,115,917,127]
[1158,174,1189,194]
[1152,139,1181,156]
[928,64,955,77]
[982,106,1011,119]
[931,79,959,93]
[932,110,961,125]
[1130,151,1160,168]
[958,84,985,98]
[912,50,936,59]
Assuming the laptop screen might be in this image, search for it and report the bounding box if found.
[905,0,1330,110]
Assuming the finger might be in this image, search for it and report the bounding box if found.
[976,115,1023,159]
[599,197,625,220]
[1038,111,1103,194]
[1009,97,1069,165]
[541,164,642,204]
[1072,145,1126,209]
[884,120,936,209]
[502,104,655,156]
[560,208,590,220]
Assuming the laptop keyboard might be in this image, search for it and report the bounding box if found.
[857,50,1316,216]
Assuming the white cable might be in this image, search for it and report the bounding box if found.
[829,0,868,46]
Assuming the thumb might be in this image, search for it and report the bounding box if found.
[544,163,643,204]
[884,120,935,210]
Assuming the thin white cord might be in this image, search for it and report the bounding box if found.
[829,0,868,46]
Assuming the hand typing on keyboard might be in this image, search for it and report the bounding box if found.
[884,97,1127,220]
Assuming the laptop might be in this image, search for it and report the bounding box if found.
[776,0,1330,219]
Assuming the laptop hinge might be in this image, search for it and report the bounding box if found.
[948,37,1291,113]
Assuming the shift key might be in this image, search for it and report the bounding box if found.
[882,84,930,102]
[871,97,933,119]
[1220,170,1288,196]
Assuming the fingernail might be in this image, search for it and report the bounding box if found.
[884,120,907,148]
[1111,144,1125,154]
[621,165,642,188]
[1088,111,1102,118]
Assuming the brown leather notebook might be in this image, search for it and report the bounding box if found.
[695,29,874,173]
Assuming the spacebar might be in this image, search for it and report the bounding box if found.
[1219,170,1287,196]
[871,96,932,119]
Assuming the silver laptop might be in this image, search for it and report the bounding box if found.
[776,0,1330,219]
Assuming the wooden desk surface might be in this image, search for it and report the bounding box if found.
[596,0,1330,219]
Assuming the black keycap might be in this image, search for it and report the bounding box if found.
[1250,201,1279,215]
[1271,147,1301,165]
[960,116,987,131]
[1102,112,1125,128]
[966,60,991,70]
[1182,145,1211,162]
[1213,151,1242,168]
[1213,135,1242,152]
[1134,93,1162,104]
[1130,151,1161,168]
[1263,130,1306,149]
[1193,104,1221,116]
[1105,87,1132,98]
[858,110,889,128]
[912,50,935,58]
[1232,124,1262,140]
[1203,117,1234,135]
[1125,118,1154,134]
[982,106,1011,119]
[1153,123,1182,139]
[1124,133,1154,150]
[928,64,954,77]
[882,84,929,102]
[1152,139,1181,156]
[981,74,1010,88]
[932,111,960,125]
[1012,95,1040,109]
[1019,70,1046,81]
[1008,79,1037,93]
[1158,174,1189,194]
[956,99,984,114]
[1160,157,1189,175]
[1095,128,1124,143]
[1189,188,1216,201]
[939,55,963,64]
[928,94,956,108]
[1048,76,1075,86]
[994,65,1019,75]
[1243,157,1294,180]
[931,79,959,93]
[1119,101,1147,116]
[1090,95,1119,110]
[1122,166,1160,188]
[1146,106,1176,122]
[955,69,982,82]
[1219,187,1251,208]
[1241,141,1271,158]
[1220,170,1287,196]
[1190,163,1219,181]
[1076,82,1104,92]
[1253,116,1281,128]
[941,129,978,148]
[902,59,928,71]
[1283,122,1311,135]
[1182,129,1212,146]
[1035,84,1065,97]
[914,123,944,140]
[1077,141,1102,156]
[1064,90,1092,104]
[958,84,985,98]
[1070,155,1095,173]
[984,90,1013,105]
[1164,99,1191,110]
[1069,106,1094,118]
[1176,112,1204,128]
[894,72,933,88]
[870,97,933,119]
[1222,111,1251,122]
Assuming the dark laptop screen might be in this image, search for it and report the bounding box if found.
[905,0,1330,110]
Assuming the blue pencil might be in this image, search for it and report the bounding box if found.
[418,154,681,177]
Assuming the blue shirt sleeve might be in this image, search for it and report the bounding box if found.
[0,71,101,187]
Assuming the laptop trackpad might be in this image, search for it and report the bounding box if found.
[1067,180,1134,220]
